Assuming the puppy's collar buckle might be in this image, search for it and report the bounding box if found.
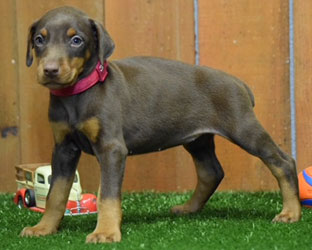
[50,61,108,97]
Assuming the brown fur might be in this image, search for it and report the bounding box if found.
[78,117,101,143]
[86,198,122,243]
[40,28,48,37]
[66,27,76,37]
[20,178,74,237]
[50,121,71,144]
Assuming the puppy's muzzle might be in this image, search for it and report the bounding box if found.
[43,61,60,78]
[37,56,85,89]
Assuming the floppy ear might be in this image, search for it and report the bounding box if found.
[89,19,115,64]
[26,20,38,67]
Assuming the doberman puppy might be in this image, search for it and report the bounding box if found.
[21,6,301,243]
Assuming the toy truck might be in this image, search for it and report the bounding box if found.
[14,163,97,215]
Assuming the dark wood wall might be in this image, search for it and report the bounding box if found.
[0,0,311,193]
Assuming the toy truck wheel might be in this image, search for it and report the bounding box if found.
[24,189,36,207]
[17,196,24,208]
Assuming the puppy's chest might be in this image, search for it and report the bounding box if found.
[50,117,100,141]
[49,102,101,153]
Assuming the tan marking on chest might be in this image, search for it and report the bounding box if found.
[78,117,101,143]
[50,122,71,144]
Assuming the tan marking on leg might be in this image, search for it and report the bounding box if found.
[20,177,73,237]
[86,198,122,243]
[78,117,101,143]
[66,27,76,37]
[50,121,71,144]
[271,167,301,223]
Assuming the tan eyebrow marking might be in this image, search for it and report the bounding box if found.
[67,27,77,37]
[40,28,48,37]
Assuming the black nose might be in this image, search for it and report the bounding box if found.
[44,62,59,77]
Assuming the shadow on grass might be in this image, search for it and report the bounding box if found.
[123,206,276,225]
[58,204,277,234]
[58,192,281,233]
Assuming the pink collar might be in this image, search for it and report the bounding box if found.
[50,61,108,97]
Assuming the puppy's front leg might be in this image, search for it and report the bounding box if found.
[21,138,81,237]
[86,140,127,244]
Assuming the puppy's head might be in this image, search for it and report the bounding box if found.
[26,6,114,90]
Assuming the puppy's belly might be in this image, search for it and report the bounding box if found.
[125,128,223,155]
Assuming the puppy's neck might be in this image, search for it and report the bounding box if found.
[50,61,108,97]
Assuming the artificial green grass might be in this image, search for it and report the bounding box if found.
[1,192,311,250]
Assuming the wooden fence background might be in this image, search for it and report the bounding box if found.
[0,0,311,193]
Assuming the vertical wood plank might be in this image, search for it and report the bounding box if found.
[15,0,105,192]
[294,1,312,172]
[0,0,20,191]
[106,0,196,191]
[198,0,290,190]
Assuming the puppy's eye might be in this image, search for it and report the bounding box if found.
[34,35,45,47]
[70,35,84,47]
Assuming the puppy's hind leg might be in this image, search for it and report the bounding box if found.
[227,115,301,223]
[171,134,224,214]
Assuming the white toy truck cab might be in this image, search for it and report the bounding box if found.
[15,163,82,209]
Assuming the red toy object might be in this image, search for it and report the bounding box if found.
[65,194,97,216]
[298,166,312,208]
[14,189,97,215]
[14,163,97,215]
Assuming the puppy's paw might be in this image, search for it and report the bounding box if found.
[272,210,301,223]
[171,204,199,215]
[86,229,121,243]
[20,225,57,237]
